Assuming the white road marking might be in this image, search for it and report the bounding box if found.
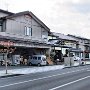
[49,76,90,90]
[0,68,89,88]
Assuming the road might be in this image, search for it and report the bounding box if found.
[0,65,90,90]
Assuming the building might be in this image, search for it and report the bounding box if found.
[48,32,78,63]
[68,34,90,60]
[0,9,51,65]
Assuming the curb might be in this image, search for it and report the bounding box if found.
[0,74,24,78]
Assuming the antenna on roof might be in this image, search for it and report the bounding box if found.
[5,2,9,11]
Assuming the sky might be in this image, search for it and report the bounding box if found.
[0,0,90,38]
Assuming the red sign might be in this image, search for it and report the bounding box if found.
[0,41,14,47]
[84,50,90,53]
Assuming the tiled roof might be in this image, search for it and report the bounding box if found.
[52,32,77,41]
[0,9,14,15]
[68,34,90,40]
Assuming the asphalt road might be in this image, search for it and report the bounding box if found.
[0,65,90,90]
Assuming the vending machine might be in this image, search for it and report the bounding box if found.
[12,55,20,65]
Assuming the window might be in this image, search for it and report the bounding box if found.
[0,22,2,32]
[24,26,32,36]
[42,57,46,61]
[38,57,41,60]
[33,56,37,60]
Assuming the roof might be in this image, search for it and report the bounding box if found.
[52,32,77,42]
[49,32,59,37]
[4,11,50,32]
[68,34,90,40]
[51,44,72,48]
[6,11,29,19]
[0,34,50,47]
[48,39,59,45]
[0,9,14,15]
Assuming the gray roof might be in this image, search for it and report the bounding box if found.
[48,40,59,45]
[52,32,77,42]
[0,9,14,15]
[68,34,90,40]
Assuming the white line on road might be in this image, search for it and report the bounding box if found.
[0,68,89,88]
[49,76,90,90]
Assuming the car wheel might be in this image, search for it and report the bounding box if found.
[46,62,49,66]
[29,62,32,66]
[37,63,41,67]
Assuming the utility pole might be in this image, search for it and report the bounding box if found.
[5,46,9,74]
[5,2,9,11]
[0,41,14,74]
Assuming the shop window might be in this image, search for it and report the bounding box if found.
[85,53,89,58]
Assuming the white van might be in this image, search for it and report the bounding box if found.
[29,55,47,66]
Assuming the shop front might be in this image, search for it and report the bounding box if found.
[67,48,83,58]
[0,38,51,66]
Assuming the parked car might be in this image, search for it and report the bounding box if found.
[28,55,47,66]
[73,56,85,65]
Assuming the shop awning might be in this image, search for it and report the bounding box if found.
[68,48,83,53]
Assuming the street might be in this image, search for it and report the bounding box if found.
[0,65,90,90]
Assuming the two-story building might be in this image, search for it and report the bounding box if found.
[48,32,79,62]
[0,9,51,65]
[68,34,90,60]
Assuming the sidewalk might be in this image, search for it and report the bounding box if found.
[0,61,90,77]
[0,65,64,77]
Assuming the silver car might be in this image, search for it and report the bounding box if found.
[29,55,47,66]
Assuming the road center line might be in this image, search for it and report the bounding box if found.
[0,68,89,88]
[49,76,90,90]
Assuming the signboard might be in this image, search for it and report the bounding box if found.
[0,41,14,47]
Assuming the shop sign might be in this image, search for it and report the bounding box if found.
[84,50,90,53]
[0,41,14,47]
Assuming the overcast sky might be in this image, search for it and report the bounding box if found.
[0,0,90,38]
